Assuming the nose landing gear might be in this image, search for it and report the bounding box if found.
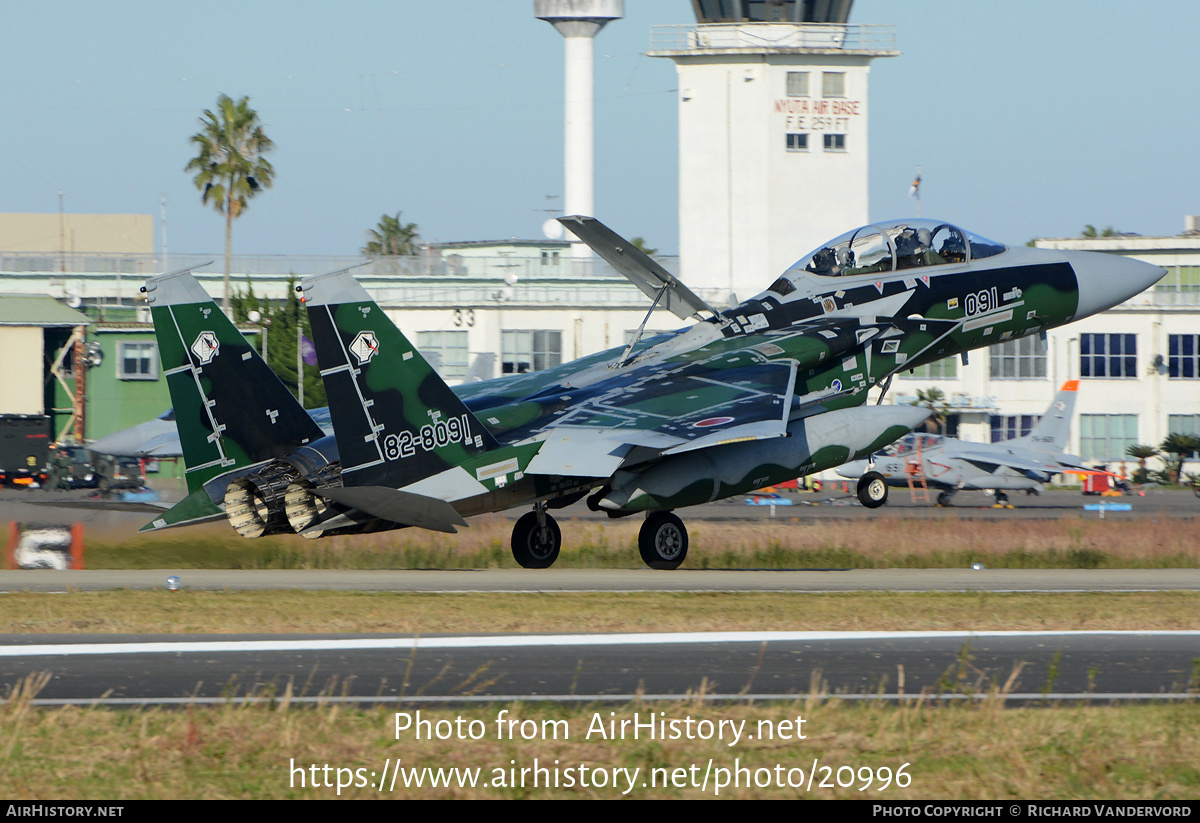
[857,471,889,508]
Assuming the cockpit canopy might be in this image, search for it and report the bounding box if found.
[770,220,1007,293]
[887,433,944,456]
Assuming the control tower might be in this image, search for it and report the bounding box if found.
[649,0,897,299]
[535,0,624,259]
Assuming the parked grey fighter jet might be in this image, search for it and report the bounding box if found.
[838,380,1086,506]
[139,217,1163,568]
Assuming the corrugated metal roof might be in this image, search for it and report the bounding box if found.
[0,294,91,327]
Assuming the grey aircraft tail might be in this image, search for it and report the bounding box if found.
[1017,379,1079,453]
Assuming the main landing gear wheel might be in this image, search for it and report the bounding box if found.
[511,510,561,569]
[857,472,888,508]
[638,512,688,570]
[992,491,1011,508]
[937,490,955,507]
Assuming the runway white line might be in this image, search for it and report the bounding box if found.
[2,630,1199,658]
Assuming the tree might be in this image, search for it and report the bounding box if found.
[186,94,276,312]
[1082,225,1124,238]
[363,212,420,257]
[630,237,657,256]
[229,278,326,410]
[1125,443,1159,484]
[1159,433,1200,484]
[909,387,949,434]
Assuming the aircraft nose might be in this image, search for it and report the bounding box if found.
[1065,251,1165,319]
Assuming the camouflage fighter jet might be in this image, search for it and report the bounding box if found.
[138,217,1163,568]
[837,380,1087,506]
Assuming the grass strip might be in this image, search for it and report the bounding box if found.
[1,694,1196,799]
[81,516,1200,570]
[1,591,1198,634]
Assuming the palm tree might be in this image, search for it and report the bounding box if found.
[363,212,420,257]
[630,237,657,256]
[1125,443,1159,483]
[186,94,275,312]
[910,387,949,434]
[1160,433,1200,484]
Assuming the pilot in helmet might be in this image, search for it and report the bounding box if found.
[806,247,837,275]
[939,231,967,263]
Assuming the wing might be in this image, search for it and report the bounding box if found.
[505,317,878,478]
[950,444,1082,478]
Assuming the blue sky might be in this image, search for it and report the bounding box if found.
[1,1,1196,257]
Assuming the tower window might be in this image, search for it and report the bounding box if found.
[786,133,808,152]
[822,72,845,97]
[786,71,808,97]
[823,133,846,152]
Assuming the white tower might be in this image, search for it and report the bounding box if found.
[535,0,624,258]
[649,1,897,299]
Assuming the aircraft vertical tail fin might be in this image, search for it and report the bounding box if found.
[141,270,326,497]
[300,270,500,491]
[1020,379,1078,452]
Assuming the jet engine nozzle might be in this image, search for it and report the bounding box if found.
[223,436,343,538]
[225,467,298,538]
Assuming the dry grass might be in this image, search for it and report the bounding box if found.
[1,692,1197,799]
[0,590,1198,634]
[84,514,1200,570]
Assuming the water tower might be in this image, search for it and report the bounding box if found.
[649,0,898,299]
[535,0,624,258]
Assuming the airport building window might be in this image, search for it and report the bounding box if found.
[416,331,469,379]
[821,72,845,98]
[1080,333,1137,378]
[900,356,956,380]
[1079,414,1138,462]
[990,414,1041,443]
[1168,414,1200,437]
[502,330,561,374]
[1168,334,1199,379]
[786,133,808,152]
[540,250,560,266]
[990,336,1047,379]
[116,340,157,381]
[823,134,846,152]
[786,71,809,97]
[1153,265,1200,303]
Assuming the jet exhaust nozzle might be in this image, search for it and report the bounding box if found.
[223,436,343,539]
[225,472,296,538]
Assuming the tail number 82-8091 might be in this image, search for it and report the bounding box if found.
[383,414,474,460]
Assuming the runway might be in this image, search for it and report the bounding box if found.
[3,488,1196,707]
[5,631,1199,706]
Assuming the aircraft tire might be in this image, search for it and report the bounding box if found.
[857,472,888,508]
[937,491,954,507]
[994,491,1009,505]
[638,512,688,570]
[511,511,561,569]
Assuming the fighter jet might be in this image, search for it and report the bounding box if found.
[137,217,1163,568]
[838,380,1087,507]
